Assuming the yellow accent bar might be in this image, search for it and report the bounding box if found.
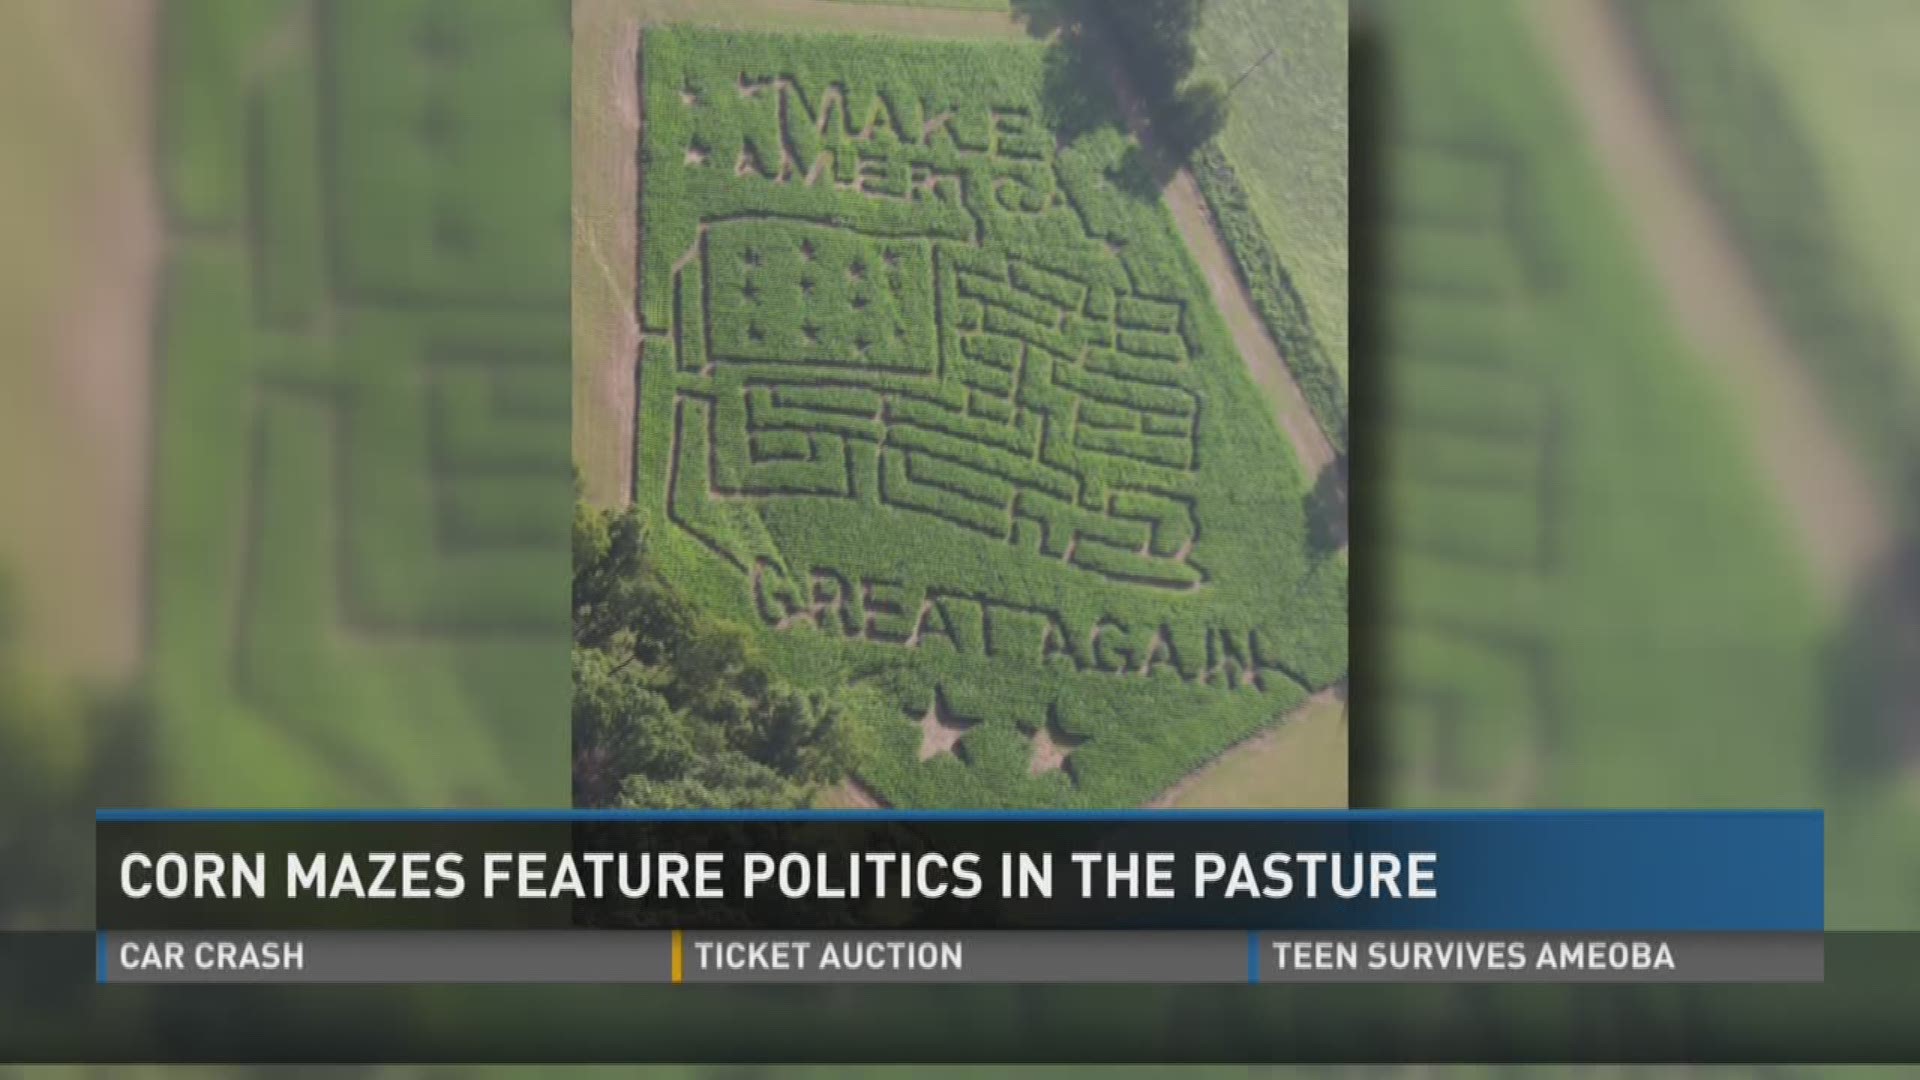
[671,929,684,983]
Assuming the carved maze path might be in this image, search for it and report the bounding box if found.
[635,28,1347,806]
[1381,128,1561,806]
[676,216,1207,593]
[151,0,571,804]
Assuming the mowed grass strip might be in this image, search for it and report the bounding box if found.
[1192,0,1347,384]
[574,0,645,505]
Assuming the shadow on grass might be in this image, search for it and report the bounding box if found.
[1306,458,1350,556]
[1826,534,1920,783]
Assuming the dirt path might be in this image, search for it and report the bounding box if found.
[1094,31,1347,806]
[1167,167,1339,481]
[1096,48,1340,485]
[0,0,159,677]
[816,776,889,808]
[572,0,647,506]
[1528,0,1893,609]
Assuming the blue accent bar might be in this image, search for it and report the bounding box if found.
[96,932,106,985]
[95,808,1821,824]
[1247,931,1260,984]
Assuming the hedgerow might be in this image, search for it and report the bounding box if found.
[633,27,1345,807]
[1190,143,1348,454]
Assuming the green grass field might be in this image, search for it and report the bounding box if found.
[632,25,1345,807]
[149,0,571,805]
[1615,0,1920,508]
[1618,0,1920,510]
[1192,0,1347,385]
[1614,0,1920,931]
[1156,692,1346,807]
[1370,0,1830,823]
[1730,0,1920,386]
[1695,9,1920,862]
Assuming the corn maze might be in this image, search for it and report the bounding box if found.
[1379,127,1561,804]
[151,0,571,805]
[635,28,1348,807]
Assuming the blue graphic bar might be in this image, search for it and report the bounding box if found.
[96,809,1823,931]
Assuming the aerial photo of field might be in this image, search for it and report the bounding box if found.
[571,0,1350,809]
[3,0,1919,1066]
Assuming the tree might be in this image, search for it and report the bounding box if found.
[1079,0,1225,164]
[1162,78,1230,162]
[571,502,853,808]
[1099,0,1206,98]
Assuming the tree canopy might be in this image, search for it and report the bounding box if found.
[1101,0,1204,99]
[572,502,853,808]
[1081,0,1226,164]
[1163,78,1231,160]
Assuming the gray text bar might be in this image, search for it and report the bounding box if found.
[100,931,1822,984]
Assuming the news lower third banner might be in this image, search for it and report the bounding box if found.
[94,810,1824,985]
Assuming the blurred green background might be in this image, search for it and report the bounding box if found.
[0,0,1916,1072]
